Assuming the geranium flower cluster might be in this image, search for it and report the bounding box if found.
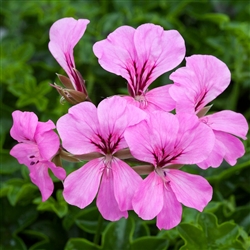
[10,17,248,230]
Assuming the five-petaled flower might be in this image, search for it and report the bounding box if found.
[57,96,147,220]
[10,111,66,201]
[124,111,214,230]
[169,55,249,169]
[93,23,185,112]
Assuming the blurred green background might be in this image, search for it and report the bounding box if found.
[1,1,250,249]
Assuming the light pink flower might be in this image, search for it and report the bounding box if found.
[93,24,185,111]
[57,96,146,221]
[169,55,248,168]
[10,111,66,201]
[124,111,214,230]
[49,17,90,93]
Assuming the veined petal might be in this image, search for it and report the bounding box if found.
[132,172,164,220]
[97,96,147,150]
[93,26,136,91]
[97,167,128,221]
[214,131,245,166]
[156,186,182,230]
[167,169,213,212]
[202,110,248,140]
[10,111,38,142]
[134,26,185,91]
[125,111,179,165]
[49,17,89,90]
[29,162,54,201]
[63,159,103,209]
[57,102,100,154]
[145,85,176,112]
[170,55,231,112]
[173,114,215,164]
[112,157,142,211]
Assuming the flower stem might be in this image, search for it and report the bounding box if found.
[94,213,104,246]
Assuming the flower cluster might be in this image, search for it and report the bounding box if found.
[10,17,248,230]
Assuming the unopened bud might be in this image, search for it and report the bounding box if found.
[197,104,213,118]
[56,74,74,89]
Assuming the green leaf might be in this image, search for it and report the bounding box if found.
[33,190,68,218]
[74,207,107,234]
[131,236,168,250]
[178,213,244,250]
[64,238,101,250]
[102,217,134,250]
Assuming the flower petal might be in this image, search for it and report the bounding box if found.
[112,157,142,211]
[170,55,231,112]
[29,162,54,201]
[201,110,248,140]
[57,102,100,154]
[132,172,164,220]
[156,186,182,230]
[145,85,176,112]
[63,159,103,209]
[10,111,38,142]
[36,121,60,160]
[214,131,245,166]
[47,161,66,181]
[49,17,90,91]
[97,96,147,151]
[10,143,38,170]
[134,25,185,91]
[167,169,213,212]
[197,138,225,169]
[97,168,128,221]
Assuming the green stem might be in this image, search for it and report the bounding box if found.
[93,213,104,246]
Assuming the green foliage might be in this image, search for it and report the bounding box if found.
[1,0,249,249]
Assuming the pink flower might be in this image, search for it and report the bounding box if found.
[169,55,249,168]
[48,17,90,93]
[93,24,185,111]
[10,111,66,201]
[124,111,214,230]
[56,96,146,221]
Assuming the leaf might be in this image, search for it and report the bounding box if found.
[33,190,68,218]
[64,238,101,250]
[102,217,134,250]
[131,236,168,250]
[178,212,244,250]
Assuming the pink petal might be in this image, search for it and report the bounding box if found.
[201,110,248,140]
[57,102,100,154]
[47,161,66,181]
[156,186,182,230]
[170,55,231,112]
[36,122,60,160]
[167,169,213,212]
[93,24,185,95]
[197,138,225,169]
[214,131,245,166]
[10,111,38,142]
[112,157,142,211]
[145,85,176,112]
[125,112,179,165]
[63,158,103,209]
[97,167,128,221]
[132,172,164,220]
[48,18,89,90]
[10,143,38,170]
[29,162,54,201]
[172,114,215,164]
[93,26,136,91]
[97,96,147,151]
[134,26,185,91]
